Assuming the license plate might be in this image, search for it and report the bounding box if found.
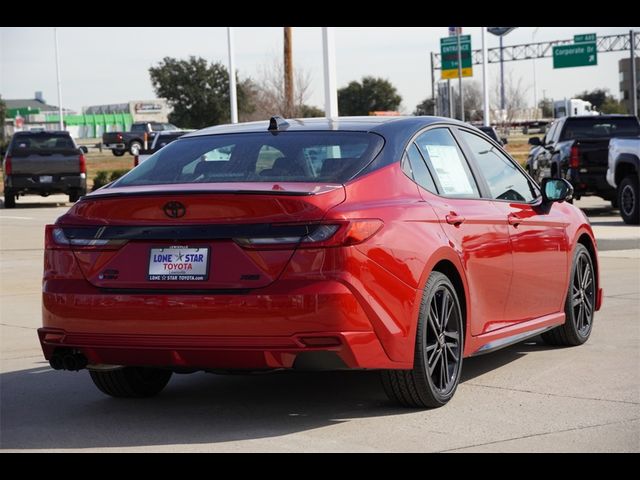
[148,247,209,281]
[40,175,53,183]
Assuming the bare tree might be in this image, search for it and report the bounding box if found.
[241,56,315,121]
[451,80,483,121]
[490,69,530,127]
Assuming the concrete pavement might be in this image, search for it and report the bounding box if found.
[0,195,638,452]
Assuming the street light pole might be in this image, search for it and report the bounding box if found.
[481,27,490,126]
[631,30,638,116]
[322,27,338,118]
[227,27,238,124]
[54,27,64,131]
[456,28,464,121]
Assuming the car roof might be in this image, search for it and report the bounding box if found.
[13,130,71,136]
[183,116,468,138]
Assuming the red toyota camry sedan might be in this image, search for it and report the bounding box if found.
[39,116,602,408]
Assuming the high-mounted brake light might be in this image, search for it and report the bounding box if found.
[45,225,127,250]
[234,220,383,250]
[3,156,11,175]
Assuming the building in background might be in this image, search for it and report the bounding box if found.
[3,94,170,139]
[619,58,640,116]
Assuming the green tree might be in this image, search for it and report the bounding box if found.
[414,97,435,116]
[299,104,324,117]
[338,76,402,116]
[600,97,627,114]
[149,56,254,129]
[574,88,609,110]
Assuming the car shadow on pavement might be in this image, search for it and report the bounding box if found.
[1,341,545,450]
[0,200,71,209]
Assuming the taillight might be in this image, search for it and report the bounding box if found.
[570,145,580,168]
[116,133,123,141]
[79,154,87,174]
[45,225,127,250]
[234,219,383,250]
[3,156,11,175]
[133,155,139,167]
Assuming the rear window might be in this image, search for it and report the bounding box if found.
[561,118,640,140]
[10,133,75,154]
[112,131,384,187]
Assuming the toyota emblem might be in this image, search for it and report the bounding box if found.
[163,201,186,218]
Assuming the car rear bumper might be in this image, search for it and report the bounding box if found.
[103,143,125,150]
[567,170,615,199]
[40,279,410,370]
[5,174,86,194]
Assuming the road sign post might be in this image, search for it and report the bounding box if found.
[553,43,597,68]
[440,36,472,79]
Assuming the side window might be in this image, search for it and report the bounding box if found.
[405,143,437,193]
[459,131,539,203]
[415,128,479,198]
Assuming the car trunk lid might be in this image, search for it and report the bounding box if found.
[57,182,345,290]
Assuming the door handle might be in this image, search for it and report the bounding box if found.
[445,214,466,226]
[507,213,522,227]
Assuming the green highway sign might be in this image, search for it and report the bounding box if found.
[553,43,597,68]
[440,35,472,79]
[574,33,596,43]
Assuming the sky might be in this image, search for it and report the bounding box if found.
[0,26,636,115]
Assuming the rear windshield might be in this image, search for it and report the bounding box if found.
[561,117,640,140]
[112,131,384,186]
[10,133,75,154]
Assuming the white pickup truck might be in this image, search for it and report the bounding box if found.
[607,137,640,224]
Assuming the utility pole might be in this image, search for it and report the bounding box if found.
[631,30,638,117]
[322,27,338,118]
[481,27,489,126]
[499,36,505,112]
[54,27,64,131]
[227,27,238,124]
[284,27,294,118]
[456,27,464,121]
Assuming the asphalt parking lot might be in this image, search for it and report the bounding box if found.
[0,195,638,452]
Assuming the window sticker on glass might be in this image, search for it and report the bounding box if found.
[425,145,474,195]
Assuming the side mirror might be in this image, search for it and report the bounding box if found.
[501,137,508,145]
[79,146,89,154]
[528,137,542,146]
[541,178,573,204]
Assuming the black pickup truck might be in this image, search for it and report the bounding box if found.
[102,121,178,156]
[526,115,640,204]
[2,130,87,208]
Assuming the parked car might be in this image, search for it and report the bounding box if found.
[477,125,507,146]
[526,115,640,204]
[607,136,640,224]
[2,131,87,208]
[39,116,601,408]
[102,121,178,157]
[133,130,193,167]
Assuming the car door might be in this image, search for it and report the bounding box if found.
[456,128,569,324]
[407,127,513,337]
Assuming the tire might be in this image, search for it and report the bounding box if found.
[381,271,464,408]
[112,149,125,157]
[89,367,172,398]
[68,190,80,203]
[129,141,142,156]
[618,175,639,225]
[3,190,16,208]
[542,244,595,346]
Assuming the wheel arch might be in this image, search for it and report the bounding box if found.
[614,155,639,186]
